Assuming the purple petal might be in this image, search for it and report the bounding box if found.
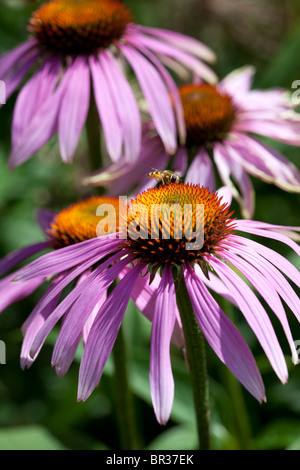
[0,241,50,277]
[150,266,176,424]
[120,44,177,154]
[218,66,255,96]
[8,73,64,168]
[231,134,300,192]
[77,262,142,401]
[222,144,255,218]
[58,56,90,162]
[134,25,216,63]
[121,266,184,349]
[89,55,122,161]
[185,147,215,190]
[51,254,132,368]
[213,143,252,218]
[208,256,288,384]
[12,56,61,144]
[235,220,300,256]
[0,273,43,314]
[229,234,300,289]
[36,209,56,235]
[4,49,40,101]
[125,29,217,84]
[221,249,299,364]
[184,265,265,402]
[99,50,141,162]
[29,251,129,363]
[14,236,121,281]
[20,275,63,368]
[0,39,38,78]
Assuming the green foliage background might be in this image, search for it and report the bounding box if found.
[0,0,300,450]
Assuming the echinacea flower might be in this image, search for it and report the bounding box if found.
[0,0,217,168]
[84,66,300,218]
[1,183,300,425]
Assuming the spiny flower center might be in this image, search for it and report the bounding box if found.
[28,0,133,55]
[124,183,236,268]
[48,196,120,248]
[179,84,236,146]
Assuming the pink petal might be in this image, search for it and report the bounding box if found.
[0,241,50,276]
[222,249,299,364]
[58,56,90,162]
[185,147,215,190]
[125,29,217,84]
[184,265,265,402]
[134,25,216,63]
[99,50,141,162]
[0,39,38,78]
[150,266,176,424]
[0,273,43,314]
[208,256,288,384]
[77,262,142,401]
[89,55,122,161]
[218,66,255,96]
[120,44,177,154]
[12,56,61,144]
[14,237,120,281]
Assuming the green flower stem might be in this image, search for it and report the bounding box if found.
[173,269,210,450]
[112,323,140,450]
[86,89,102,172]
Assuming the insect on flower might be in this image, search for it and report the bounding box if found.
[147,169,181,186]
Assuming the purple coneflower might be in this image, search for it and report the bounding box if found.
[1,184,299,425]
[84,67,300,218]
[0,0,216,168]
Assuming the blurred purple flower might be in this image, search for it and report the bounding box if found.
[84,67,300,218]
[0,0,217,168]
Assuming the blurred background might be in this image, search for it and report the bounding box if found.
[0,0,300,450]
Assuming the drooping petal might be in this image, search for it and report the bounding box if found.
[58,56,90,162]
[28,251,127,361]
[51,254,132,369]
[235,220,300,256]
[213,143,248,216]
[12,56,61,144]
[125,29,217,84]
[0,39,38,78]
[221,144,255,218]
[0,273,43,314]
[184,265,265,402]
[0,241,50,277]
[4,49,40,102]
[77,262,142,401]
[133,25,216,63]
[218,66,255,96]
[230,134,300,192]
[120,44,177,154]
[14,236,120,281]
[208,256,288,384]
[229,234,300,288]
[150,266,176,424]
[20,274,64,368]
[221,249,299,364]
[185,147,215,190]
[89,54,122,161]
[36,209,56,235]
[120,266,184,349]
[8,73,65,168]
[99,50,141,162]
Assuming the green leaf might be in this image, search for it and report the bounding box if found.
[0,425,66,450]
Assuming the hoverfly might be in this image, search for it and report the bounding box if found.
[147,169,181,186]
